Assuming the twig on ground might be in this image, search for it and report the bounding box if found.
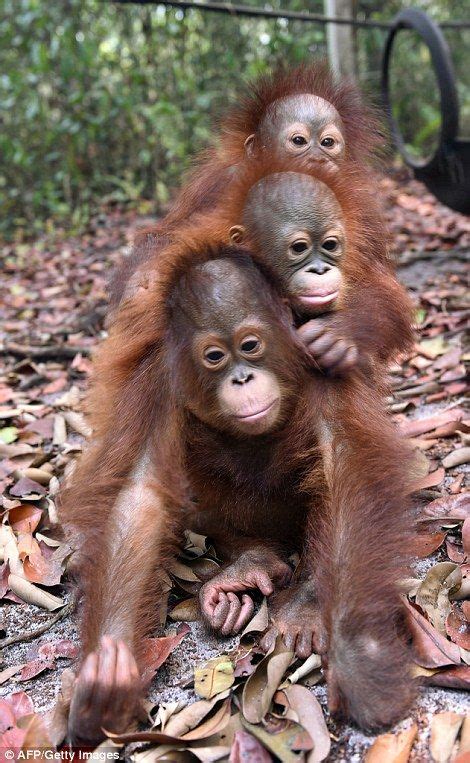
[0,598,76,649]
[1,343,91,360]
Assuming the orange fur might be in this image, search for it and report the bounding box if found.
[62,220,416,734]
[118,156,414,371]
[220,59,385,165]
[219,156,415,368]
[109,61,383,308]
[310,376,416,728]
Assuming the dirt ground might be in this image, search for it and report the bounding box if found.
[0,171,469,760]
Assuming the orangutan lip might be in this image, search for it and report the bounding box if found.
[235,399,278,421]
[299,290,339,306]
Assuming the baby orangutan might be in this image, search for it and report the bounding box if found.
[166,252,415,730]
[225,60,382,168]
[63,252,308,742]
[109,62,382,311]
[165,61,382,228]
[224,160,414,377]
[243,93,346,167]
[63,226,415,738]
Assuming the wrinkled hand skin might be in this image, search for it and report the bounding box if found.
[199,548,292,636]
[260,580,327,659]
[68,635,141,744]
[297,318,359,376]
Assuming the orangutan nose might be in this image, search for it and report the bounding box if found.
[232,369,254,385]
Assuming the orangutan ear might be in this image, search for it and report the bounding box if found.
[244,134,256,156]
[229,225,246,244]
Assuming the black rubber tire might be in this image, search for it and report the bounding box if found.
[381,8,459,170]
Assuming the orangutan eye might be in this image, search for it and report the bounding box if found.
[240,336,263,355]
[291,240,309,253]
[321,137,336,148]
[291,134,308,146]
[288,237,311,260]
[322,237,340,253]
[203,347,226,366]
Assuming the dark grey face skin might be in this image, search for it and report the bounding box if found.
[171,259,289,436]
[245,94,346,169]
[238,172,345,316]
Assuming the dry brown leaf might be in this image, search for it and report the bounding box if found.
[459,715,470,754]
[192,745,231,762]
[16,712,54,750]
[164,691,231,738]
[52,414,67,445]
[0,525,22,575]
[420,665,470,690]
[9,477,46,499]
[53,386,81,409]
[450,564,470,601]
[14,467,51,486]
[108,697,232,746]
[415,562,461,633]
[460,646,470,665]
[242,636,293,724]
[365,724,417,762]
[411,448,431,478]
[411,663,439,679]
[424,420,467,438]
[413,530,447,557]
[8,574,64,610]
[281,685,330,762]
[142,624,190,681]
[404,599,461,667]
[8,505,42,533]
[169,560,201,582]
[240,598,268,638]
[35,533,60,548]
[43,668,75,748]
[182,530,209,558]
[200,711,242,749]
[233,647,264,679]
[443,448,470,469]
[0,666,24,685]
[152,700,185,731]
[401,409,465,438]
[105,728,186,745]
[240,717,312,762]
[0,443,34,458]
[430,712,464,763]
[433,346,461,371]
[194,656,234,700]
[446,538,466,564]
[229,730,271,762]
[17,534,64,586]
[169,597,200,622]
[462,517,470,555]
[414,467,445,491]
[422,493,470,521]
[190,558,220,580]
[445,606,470,650]
[417,336,449,359]
[450,474,466,494]
[63,410,91,437]
[182,698,231,740]
[286,653,321,685]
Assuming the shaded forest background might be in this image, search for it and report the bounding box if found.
[1,0,469,238]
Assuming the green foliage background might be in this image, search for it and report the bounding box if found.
[0,0,468,237]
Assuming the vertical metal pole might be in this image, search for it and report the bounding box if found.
[324,0,357,78]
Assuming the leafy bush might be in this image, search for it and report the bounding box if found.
[0,0,467,237]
